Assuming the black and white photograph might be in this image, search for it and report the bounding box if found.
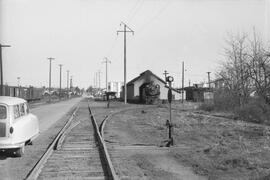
[0,0,270,179]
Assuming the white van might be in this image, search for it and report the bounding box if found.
[0,96,39,156]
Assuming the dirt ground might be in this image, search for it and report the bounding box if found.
[93,101,270,180]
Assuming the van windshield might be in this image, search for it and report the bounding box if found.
[0,105,7,119]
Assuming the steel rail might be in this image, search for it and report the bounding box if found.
[24,106,79,180]
[88,102,119,180]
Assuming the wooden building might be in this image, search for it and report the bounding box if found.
[184,85,213,102]
[125,70,182,103]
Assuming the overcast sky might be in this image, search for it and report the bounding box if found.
[0,0,269,89]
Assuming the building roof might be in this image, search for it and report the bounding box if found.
[0,96,26,106]
[127,70,166,86]
[127,70,181,94]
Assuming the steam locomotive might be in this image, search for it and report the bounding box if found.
[144,82,160,104]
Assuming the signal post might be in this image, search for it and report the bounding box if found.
[166,76,174,147]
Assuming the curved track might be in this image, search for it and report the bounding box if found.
[25,101,117,180]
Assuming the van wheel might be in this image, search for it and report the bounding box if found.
[15,146,25,157]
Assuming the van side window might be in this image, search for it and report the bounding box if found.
[20,104,25,116]
[14,105,20,119]
[0,105,7,119]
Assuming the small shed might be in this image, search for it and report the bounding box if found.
[185,86,213,102]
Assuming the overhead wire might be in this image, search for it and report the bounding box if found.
[136,0,173,35]
[127,0,145,24]
[107,0,173,67]
[106,0,143,58]
[106,35,119,57]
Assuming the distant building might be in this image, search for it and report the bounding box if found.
[108,81,123,98]
[124,70,182,102]
[184,82,214,102]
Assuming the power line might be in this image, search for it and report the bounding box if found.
[136,1,172,35]
[126,0,141,21]
[127,0,144,24]
[106,0,143,60]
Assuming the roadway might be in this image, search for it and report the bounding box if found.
[31,97,82,133]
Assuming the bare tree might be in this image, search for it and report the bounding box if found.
[218,33,251,107]
[246,31,270,104]
[217,30,270,111]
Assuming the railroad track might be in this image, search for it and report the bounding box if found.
[25,101,118,180]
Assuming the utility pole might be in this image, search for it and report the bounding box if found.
[163,70,169,81]
[117,22,134,104]
[67,70,69,97]
[59,64,63,99]
[47,57,54,102]
[93,73,96,88]
[17,77,20,87]
[0,44,11,96]
[98,70,101,90]
[70,75,73,90]
[102,57,111,92]
[96,72,98,89]
[181,61,184,104]
[17,77,21,97]
[207,72,211,89]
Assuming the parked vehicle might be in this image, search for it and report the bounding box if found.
[0,96,39,157]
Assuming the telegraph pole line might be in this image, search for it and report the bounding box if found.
[181,61,184,104]
[0,44,11,96]
[207,72,211,89]
[117,22,134,104]
[59,64,63,99]
[102,57,111,92]
[47,57,54,102]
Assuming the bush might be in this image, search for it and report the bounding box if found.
[213,89,240,111]
[234,98,270,124]
[199,102,215,111]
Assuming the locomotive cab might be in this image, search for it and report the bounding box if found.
[0,96,39,157]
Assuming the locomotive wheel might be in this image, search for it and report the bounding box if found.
[15,145,25,157]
